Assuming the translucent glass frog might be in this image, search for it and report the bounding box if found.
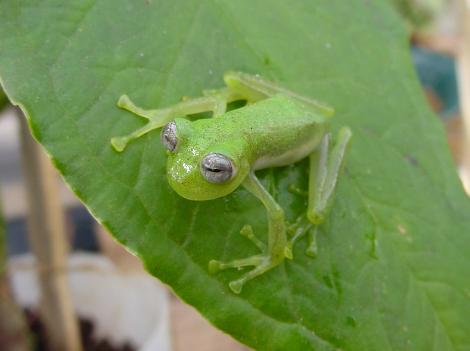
[111,72,351,293]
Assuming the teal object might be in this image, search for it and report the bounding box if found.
[412,46,459,118]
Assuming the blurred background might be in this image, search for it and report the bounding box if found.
[0,1,469,350]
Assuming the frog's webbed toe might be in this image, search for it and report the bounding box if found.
[208,225,266,275]
[209,223,287,294]
[209,255,281,294]
[287,214,319,258]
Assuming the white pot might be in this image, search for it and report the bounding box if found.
[8,253,172,351]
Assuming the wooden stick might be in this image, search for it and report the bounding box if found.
[18,113,82,351]
[457,0,470,192]
[0,196,31,351]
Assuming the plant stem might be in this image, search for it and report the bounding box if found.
[458,0,470,191]
[18,113,83,351]
[0,193,31,351]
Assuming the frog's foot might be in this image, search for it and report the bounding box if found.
[287,214,318,258]
[208,224,288,293]
[111,95,172,152]
[209,255,282,294]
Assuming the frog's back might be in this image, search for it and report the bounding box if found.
[196,95,331,169]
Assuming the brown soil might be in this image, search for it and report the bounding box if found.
[24,308,135,351]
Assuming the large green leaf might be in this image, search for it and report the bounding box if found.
[1,1,469,350]
[389,0,445,29]
[0,88,8,110]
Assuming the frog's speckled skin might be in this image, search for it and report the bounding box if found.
[167,95,328,201]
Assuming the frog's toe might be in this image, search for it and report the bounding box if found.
[111,137,129,152]
[284,245,293,260]
[305,226,319,258]
[239,224,266,252]
[229,280,244,294]
[209,260,223,274]
[305,244,318,258]
[117,94,132,108]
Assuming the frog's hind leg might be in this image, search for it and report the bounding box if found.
[223,71,335,116]
[111,89,239,152]
[286,127,352,257]
[209,172,291,294]
[307,127,352,224]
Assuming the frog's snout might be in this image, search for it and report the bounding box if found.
[167,157,194,185]
[166,154,240,201]
[166,157,196,194]
[166,155,210,201]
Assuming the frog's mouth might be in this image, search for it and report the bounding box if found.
[166,157,241,202]
[165,156,211,201]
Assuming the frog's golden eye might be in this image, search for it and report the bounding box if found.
[200,153,236,184]
[161,121,178,152]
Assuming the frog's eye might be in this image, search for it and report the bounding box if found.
[161,121,178,152]
[200,153,235,184]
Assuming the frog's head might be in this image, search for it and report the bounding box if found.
[161,118,250,201]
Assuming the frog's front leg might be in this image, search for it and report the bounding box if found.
[111,95,171,151]
[209,171,291,294]
[289,127,352,256]
[111,89,238,152]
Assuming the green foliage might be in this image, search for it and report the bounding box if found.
[0,1,469,350]
[390,0,446,29]
[0,88,8,110]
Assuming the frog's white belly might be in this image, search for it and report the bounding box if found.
[252,133,323,170]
